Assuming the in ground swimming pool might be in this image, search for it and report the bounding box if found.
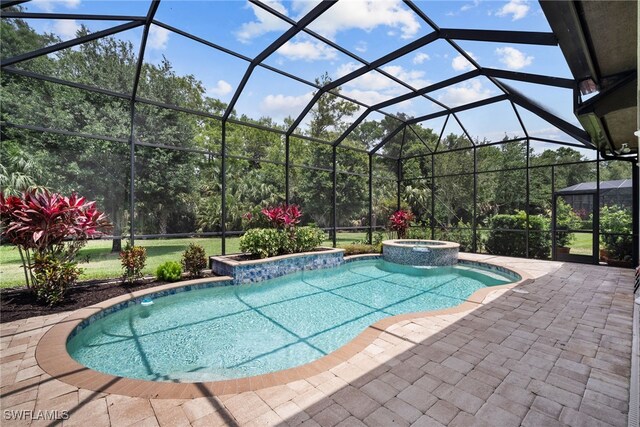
[67,259,518,382]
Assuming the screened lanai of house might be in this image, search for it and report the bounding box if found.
[1,0,637,267]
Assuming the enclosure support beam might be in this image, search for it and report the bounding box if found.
[2,12,148,21]
[223,0,336,121]
[439,28,557,46]
[396,159,402,211]
[127,0,160,247]
[285,134,290,204]
[221,121,227,255]
[370,125,406,155]
[0,0,29,9]
[525,139,530,258]
[596,156,601,262]
[287,31,439,135]
[333,108,372,147]
[510,92,592,147]
[1,21,143,67]
[551,165,556,260]
[408,95,509,125]
[633,162,639,268]
[472,146,478,253]
[431,154,436,240]
[332,146,337,248]
[482,68,574,88]
[369,154,374,245]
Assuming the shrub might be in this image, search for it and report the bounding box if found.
[182,243,207,278]
[341,244,380,256]
[600,205,633,261]
[240,204,326,258]
[292,226,325,252]
[32,254,82,306]
[240,228,285,258]
[389,209,414,239]
[240,226,325,258]
[0,189,110,303]
[556,198,582,247]
[407,227,429,239]
[156,261,183,282]
[120,244,147,284]
[485,211,551,259]
[438,222,474,252]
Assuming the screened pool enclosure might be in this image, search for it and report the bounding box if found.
[1,0,637,266]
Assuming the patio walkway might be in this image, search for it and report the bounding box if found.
[1,255,635,426]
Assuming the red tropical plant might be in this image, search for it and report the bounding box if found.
[260,204,301,229]
[389,209,414,239]
[1,189,111,292]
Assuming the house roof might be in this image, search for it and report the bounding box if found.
[540,0,638,156]
[556,179,633,194]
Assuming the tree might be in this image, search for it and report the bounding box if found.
[292,73,364,228]
[2,18,210,247]
[308,72,359,139]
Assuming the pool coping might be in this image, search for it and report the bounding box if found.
[35,255,533,399]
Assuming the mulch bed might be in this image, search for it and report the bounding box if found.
[0,273,218,324]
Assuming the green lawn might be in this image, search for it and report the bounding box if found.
[0,232,369,289]
[566,232,594,255]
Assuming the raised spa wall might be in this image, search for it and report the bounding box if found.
[382,239,460,266]
[210,248,345,284]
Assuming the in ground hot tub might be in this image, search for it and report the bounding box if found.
[382,239,460,266]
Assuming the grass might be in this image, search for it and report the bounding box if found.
[0,231,605,288]
[566,232,594,256]
[0,232,370,289]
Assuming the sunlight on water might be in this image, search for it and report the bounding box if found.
[67,260,515,382]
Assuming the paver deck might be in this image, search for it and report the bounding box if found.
[1,254,635,426]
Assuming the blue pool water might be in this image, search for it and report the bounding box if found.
[67,260,515,382]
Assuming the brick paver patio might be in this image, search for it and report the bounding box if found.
[1,254,635,426]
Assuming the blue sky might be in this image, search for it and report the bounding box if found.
[20,0,585,147]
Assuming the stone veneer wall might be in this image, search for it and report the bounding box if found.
[383,243,458,266]
[210,249,345,284]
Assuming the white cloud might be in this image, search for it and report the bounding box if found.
[148,26,170,50]
[335,61,429,105]
[496,0,530,20]
[311,1,420,40]
[438,80,494,107]
[447,0,480,17]
[355,41,367,53]
[260,91,314,119]
[451,52,477,71]
[461,0,481,12]
[290,0,318,16]
[341,89,389,106]
[381,65,429,89]
[337,62,395,91]
[278,39,338,61]
[207,80,233,98]
[32,0,80,12]
[236,1,290,43]
[413,52,430,64]
[237,0,420,43]
[53,19,80,40]
[495,46,533,70]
